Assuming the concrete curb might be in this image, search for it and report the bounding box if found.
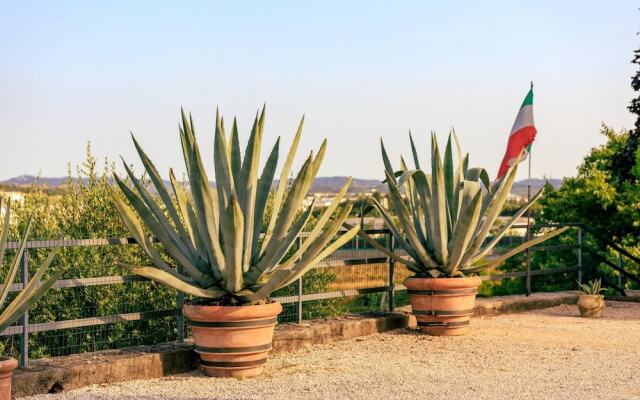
[474,291,579,316]
[395,291,581,327]
[14,290,629,398]
[14,313,408,398]
[607,290,640,303]
[13,342,196,398]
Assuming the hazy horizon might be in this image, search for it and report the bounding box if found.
[2,1,638,182]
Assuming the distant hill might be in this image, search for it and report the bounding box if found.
[2,175,71,187]
[310,177,386,193]
[0,174,563,195]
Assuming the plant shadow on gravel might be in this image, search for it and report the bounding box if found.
[390,327,434,337]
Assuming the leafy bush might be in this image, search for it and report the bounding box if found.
[3,144,368,359]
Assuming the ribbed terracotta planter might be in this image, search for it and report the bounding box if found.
[404,276,481,336]
[183,301,282,378]
[0,357,17,400]
[577,294,604,318]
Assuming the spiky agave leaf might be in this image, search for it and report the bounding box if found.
[112,108,359,304]
[363,133,567,277]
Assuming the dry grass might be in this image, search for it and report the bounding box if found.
[326,263,413,291]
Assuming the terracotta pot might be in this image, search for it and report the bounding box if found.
[183,301,282,378]
[404,276,481,336]
[577,295,604,318]
[0,357,18,400]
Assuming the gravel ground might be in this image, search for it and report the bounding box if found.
[24,301,640,400]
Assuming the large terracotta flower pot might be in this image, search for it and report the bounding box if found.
[577,294,604,318]
[404,276,481,336]
[0,357,18,400]
[183,301,282,378]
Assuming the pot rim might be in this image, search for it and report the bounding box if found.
[578,294,604,299]
[183,300,282,322]
[0,356,18,373]
[185,297,278,308]
[404,275,481,289]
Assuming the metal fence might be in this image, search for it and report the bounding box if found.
[2,223,635,367]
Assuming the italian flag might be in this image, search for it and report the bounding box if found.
[497,88,537,179]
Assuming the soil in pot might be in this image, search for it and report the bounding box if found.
[0,357,17,400]
[578,295,605,318]
[183,301,282,378]
[404,276,480,336]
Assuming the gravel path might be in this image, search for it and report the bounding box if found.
[24,301,640,400]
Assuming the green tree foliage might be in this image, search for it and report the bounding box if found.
[541,126,639,243]
[539,126,640,289]
[611,46,640,183]
[7,144,177,359]
[499,199,542,218]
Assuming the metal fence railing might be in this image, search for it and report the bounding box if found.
[3,223,634,367]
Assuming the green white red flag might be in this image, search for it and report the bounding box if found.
[497,88,537,179]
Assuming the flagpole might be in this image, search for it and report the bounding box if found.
[525,81,533,297]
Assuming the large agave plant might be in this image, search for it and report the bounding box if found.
[112,107,359,305]
[0,198,61,333]
[356,132,568,278]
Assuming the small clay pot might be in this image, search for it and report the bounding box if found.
[404,276,481,336]
[577,295,605,318]
[0,357,18,400]
[183,301,282,378]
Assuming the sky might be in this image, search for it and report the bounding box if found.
[1,1,638,182]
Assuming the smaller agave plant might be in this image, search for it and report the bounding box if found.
[576,278,605,318]
[111,107,359,305]
[577,279,603,296]
[0,198,61,334]
[355,132,569,278]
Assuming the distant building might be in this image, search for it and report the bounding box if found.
[0,191,25,203]
[495,216,532,237]
[506,193,527,203]
[303,193,348,209]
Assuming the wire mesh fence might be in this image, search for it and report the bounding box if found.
[0,224,588,366]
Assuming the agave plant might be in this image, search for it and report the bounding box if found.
[354,132,569,278]
[577,279,603,296]
[0,198,61,333]
[112,107,359,305]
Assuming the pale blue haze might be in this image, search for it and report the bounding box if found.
[0,1,637,181]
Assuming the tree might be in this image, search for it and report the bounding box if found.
[541,126,639,242]
[611,45,640,183]
[539,126,639,289]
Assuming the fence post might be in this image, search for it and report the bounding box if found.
[525,234,531,296]
[176,291,184,343]
[296,236,303,324]
[176,261,185,342]
[387,233,395,312]
[577,227,583,284]
[617,251,624,294]
[20,249,29,367]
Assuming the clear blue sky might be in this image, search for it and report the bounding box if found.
[1,1,638,182]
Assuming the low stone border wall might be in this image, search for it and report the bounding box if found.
[13,342,196,397]
[607,290,640,302]
[14,290,635,398]
[474,290,579,316]
[14,313,408,397]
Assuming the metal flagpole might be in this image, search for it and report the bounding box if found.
[525,81,533,297]
[525,147,532,296]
